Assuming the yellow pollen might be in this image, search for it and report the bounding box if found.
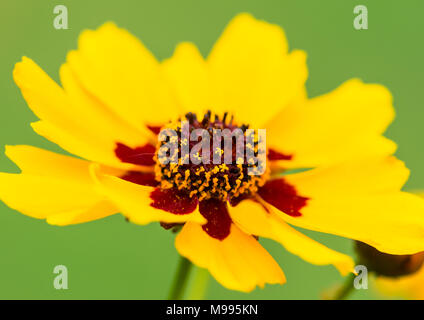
[154,112,270,201]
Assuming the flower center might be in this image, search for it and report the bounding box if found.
[154,111,269,202]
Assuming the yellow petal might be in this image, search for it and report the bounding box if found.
[291,192,424,255]
[162,42,210,114]
[13,57,149,168]
[208,13,307,127]
[414,191,424,197]
[285,156,409,197]
[175,222,286,292]
[5,144,123,179]
[0,173,102,219]
[67,22,181,128]
[278,158,424,254]
[46,200,117,226]
[31,121,137,170]
[375,266,424,300]
[91,165,206,225]
[266,79,396,168]
[0,145,116,223]
[6,144,94,181]
[229,200,354,275]
[59,63,150,148]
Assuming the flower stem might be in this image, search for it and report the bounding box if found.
[332,273,356,300]
[168,256,193,300]
[188,267,210,300]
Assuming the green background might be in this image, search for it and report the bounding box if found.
[0,0,423,299]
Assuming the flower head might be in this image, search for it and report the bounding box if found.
[355,241,424,277]
[370,192,424,300]
[375,259,424,300]
[2,13,424,292]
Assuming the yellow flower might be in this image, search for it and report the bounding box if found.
[372,192,424,299]
[375,262,424,300]
[2,13,424,292]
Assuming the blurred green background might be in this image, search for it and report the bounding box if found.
[0,0,423,299]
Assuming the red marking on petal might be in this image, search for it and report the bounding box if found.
[268,149,293,161]
[229,194,270,213]
[199,199,232,240]
[258,178,308,217]
[147,125,162,135]
[121,171,158,187]
[228,193,252,207]
[150,188,198,214]
[115,142,156,166]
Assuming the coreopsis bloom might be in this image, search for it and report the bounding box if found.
[375,260,424,300]
[2,13,424,292]
[369,192,424,300]
[355,241,424,277]
[357,240,424,300]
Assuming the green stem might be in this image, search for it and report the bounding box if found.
[188,267,210,300]
[168,256,193,300]
[332,273,356,300]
